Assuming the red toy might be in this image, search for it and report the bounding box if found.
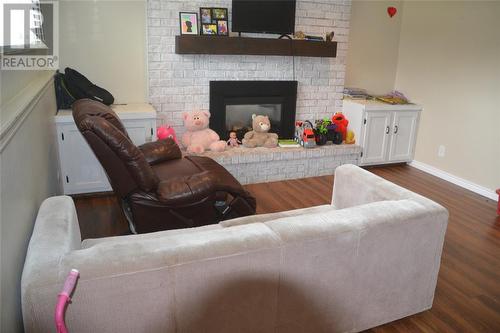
[332,112,349,141]
[157,125,178,144]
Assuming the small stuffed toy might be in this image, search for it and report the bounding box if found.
[332,112,349,141]
[242,114,278,148]
[227,131,241,147]
[157,125,178,144]
[181,110,226,154]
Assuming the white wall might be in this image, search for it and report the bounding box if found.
[345,0,499,193]
[0,73,60,332]
[395,1,500,191]
[1,71,48,122]
[59,0,147,104]
[345,0,402,94]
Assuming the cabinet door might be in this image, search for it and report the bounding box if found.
[388,111,419,162]
[362,111,392,165]
[123,119,154,145]
[58,126,111,194]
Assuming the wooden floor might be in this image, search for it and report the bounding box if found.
[73,164,500,332]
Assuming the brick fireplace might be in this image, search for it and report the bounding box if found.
[147,0,357,184]
[148,0,351,136]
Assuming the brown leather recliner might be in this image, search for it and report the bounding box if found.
[72,99,256,234]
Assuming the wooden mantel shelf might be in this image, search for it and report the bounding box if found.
[175,35,337,58]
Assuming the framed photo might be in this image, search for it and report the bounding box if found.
[201,23,218,35]
[179,12,199,35]
[200,7,212,24]
[217,20,228,36]
[212,8,228,20]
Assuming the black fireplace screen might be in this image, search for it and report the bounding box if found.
[210,81,297,140]
[225,97,282,139]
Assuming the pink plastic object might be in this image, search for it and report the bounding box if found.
[157,125,178,144]
[55,269,79,333]
[496,189,500,215]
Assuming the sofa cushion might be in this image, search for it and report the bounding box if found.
[81,223,222,249]
[219,204,335,228]
[81,205,335,248]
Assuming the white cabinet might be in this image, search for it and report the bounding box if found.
[55,104,157,195]
[388,111,419,162]
[343,99,421,166]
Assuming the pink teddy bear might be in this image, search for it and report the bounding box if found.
[181,110,226,154]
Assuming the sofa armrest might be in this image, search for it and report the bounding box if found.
[156,171,217,205]
[333,164,445,211]
[22,196,81,294]
[138,138,181,165]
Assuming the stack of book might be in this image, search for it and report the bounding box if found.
[375,90,410,104]
[343,87,370,100]
[278,139,301,148]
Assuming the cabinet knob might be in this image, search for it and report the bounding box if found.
[386,126,390,134]
[394,125,398,134]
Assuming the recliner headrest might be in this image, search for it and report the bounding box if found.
[72,99,128,137]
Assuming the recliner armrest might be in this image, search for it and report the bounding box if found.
[157,171,217,205]
[139,139,182,165]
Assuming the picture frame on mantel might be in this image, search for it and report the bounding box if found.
[201,23,218,35]
[211,8,228,21]
[200,7,212,24]
[217,20,228,36]
[179,12,199,35]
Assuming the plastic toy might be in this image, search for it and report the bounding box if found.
[181,110,226,154]
[295,120,316,148]
[326,123,337,142]
[227,131,241,147]
[55,269,79,333]
[331,131,343,145]
[345,130,356,144]
[497,189,500,215]
[157,124,178,144]
[242,114,278,148]
[332,112,349,141]
[314,118,329,146]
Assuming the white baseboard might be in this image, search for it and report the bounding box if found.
[410,161,498,202]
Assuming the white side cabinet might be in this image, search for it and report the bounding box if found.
[55,104,157,195]
[343,99,421,166]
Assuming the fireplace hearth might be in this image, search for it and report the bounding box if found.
[210,81,298,140]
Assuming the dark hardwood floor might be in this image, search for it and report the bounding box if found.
[73,164,500,332]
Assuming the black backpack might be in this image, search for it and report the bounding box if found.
[54,70,76,109]
[63,67,114,105]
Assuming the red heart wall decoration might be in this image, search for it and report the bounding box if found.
[387,6,397,18]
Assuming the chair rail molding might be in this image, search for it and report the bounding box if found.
[0,72,54,152]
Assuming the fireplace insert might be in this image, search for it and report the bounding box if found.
[210,81,298,140]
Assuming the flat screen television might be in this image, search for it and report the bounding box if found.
[232,0,296,35]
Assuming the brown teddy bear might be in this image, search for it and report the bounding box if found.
[242,114,278,148]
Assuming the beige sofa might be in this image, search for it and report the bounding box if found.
[22,164,448,333]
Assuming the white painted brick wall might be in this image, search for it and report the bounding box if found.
[148,0,351,136]
[201,144,361,184]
